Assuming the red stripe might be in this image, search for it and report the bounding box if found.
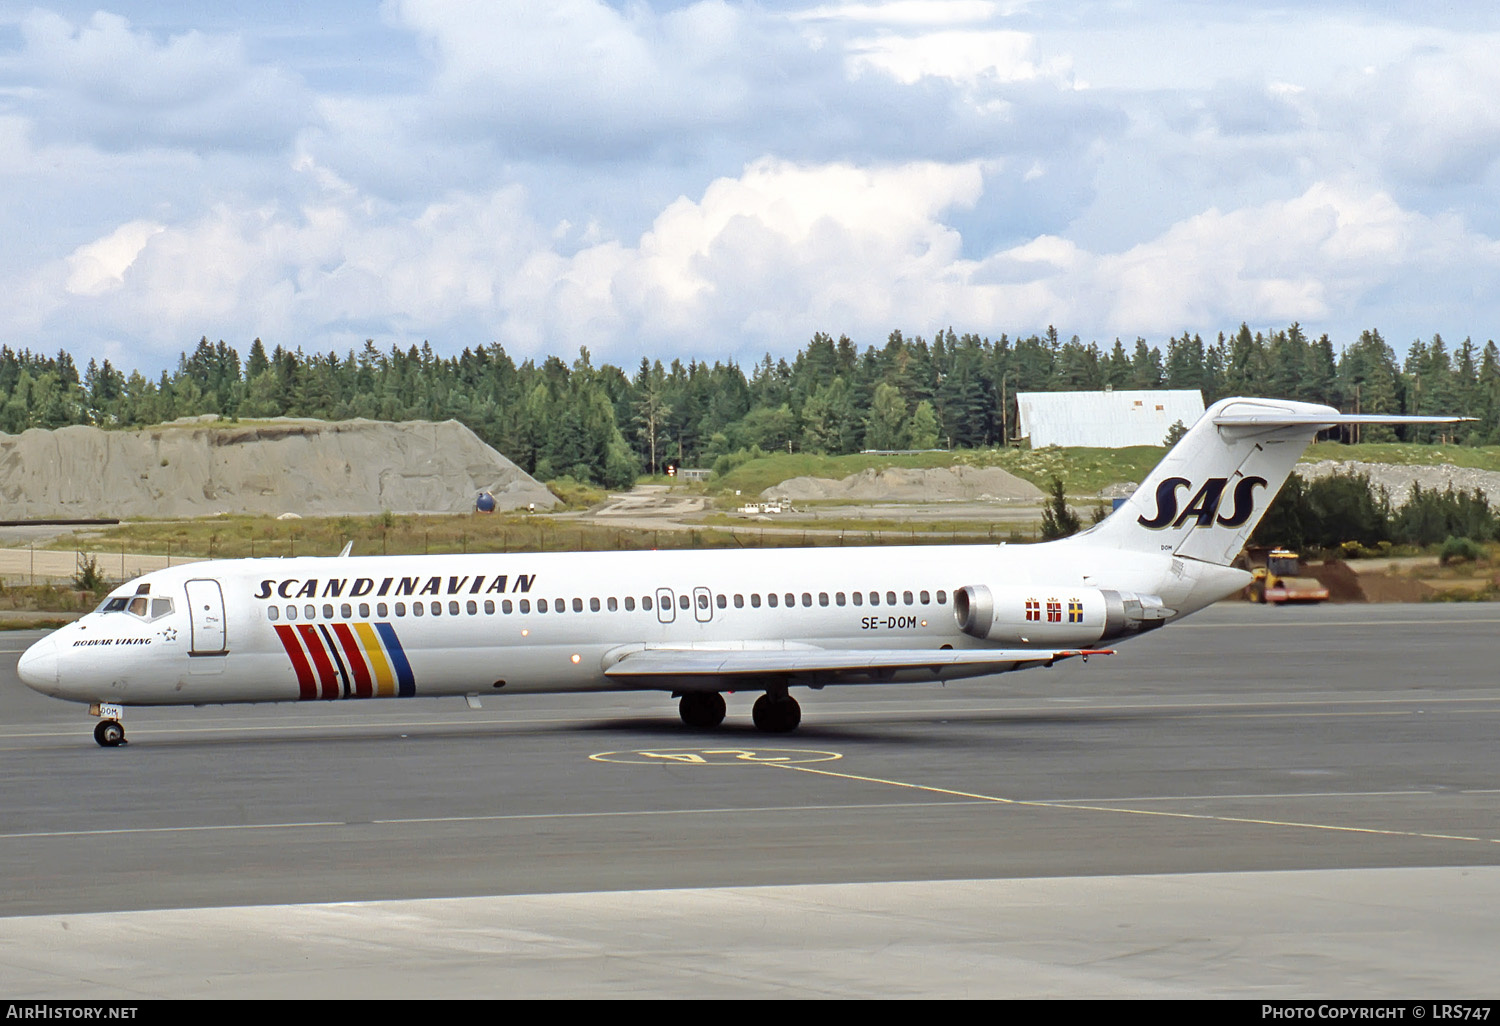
[296,624,340,700]
[331,623,373,698]
[274,625,317,700]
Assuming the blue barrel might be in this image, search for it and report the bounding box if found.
[476,491,497,513]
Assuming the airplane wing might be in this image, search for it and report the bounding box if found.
[603,645,1111,687]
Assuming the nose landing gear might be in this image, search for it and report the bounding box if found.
[93,719,126,747]
[89,702,128,747]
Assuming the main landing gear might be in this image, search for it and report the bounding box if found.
[751,692,801,734]
[678,691,726,730]
[676,690,803,733]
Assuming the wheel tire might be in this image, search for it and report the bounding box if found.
[752,694,801,734]
[94,720,125,748]
[679,692,726,730]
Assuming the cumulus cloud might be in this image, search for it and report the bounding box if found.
[4,1,1500,372]
[15,153,1497,370]
[1,10,315,151]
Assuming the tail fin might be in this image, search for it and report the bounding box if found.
[1071,397,1464,566]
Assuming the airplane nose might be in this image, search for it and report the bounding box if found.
[17,636,59,694]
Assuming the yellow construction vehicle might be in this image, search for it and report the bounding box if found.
[1247,549,1329,604]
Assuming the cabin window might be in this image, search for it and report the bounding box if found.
[869,592,879,606]
[835,592,846,606]
[267,605,279,621]
[377,603,388,617]
[432,601,443,616]
[128,596,147,617]
[643,596,652,611]
[801,592,812,607]
[519,599,530,613]
[852,592,862,606]
[305,604,316,620]
[395,602,406,616]
[698,593,709,610]
[573,598,584,613]
[920,591,930,604]
[818,593,828,607]
[679,594,689,610]
[538,599,548,613]
[501,599,512,614]
[556,599,566,614]
[484,600,494,614]
[625,596,635,611]
[751,594,761,608]
[886,591,897,606]
[785,593,795,608]
[360,603,371,618]
[413,603,424,616]
[734,594,744,608]
[608,597,618,611]
[716,594,726,609]
[467,600,477,615]
[286,605,297,620]
[767,593,778,608]
[903,591,913,605]
[590,598,600,612]
[446,601,457,615]
[341,603,352,619]
[936,591,947,604]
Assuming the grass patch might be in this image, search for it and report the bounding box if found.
[708,445,1165,497]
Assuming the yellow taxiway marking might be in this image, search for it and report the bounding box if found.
[590,747,842,766]
[762,763,1500,847]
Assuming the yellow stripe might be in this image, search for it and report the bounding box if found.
[355,622,396,697]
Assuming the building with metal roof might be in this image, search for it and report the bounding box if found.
[1016,389,1205,448]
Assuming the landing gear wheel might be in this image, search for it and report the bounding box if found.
[679,692,727,730]
[93,719,126,748]
[752,693,801,734]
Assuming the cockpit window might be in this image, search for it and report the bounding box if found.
[99,594,174,621]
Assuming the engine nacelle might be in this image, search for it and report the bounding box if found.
[953,584,1173,646]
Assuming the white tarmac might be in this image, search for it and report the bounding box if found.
[4,867,1496,999]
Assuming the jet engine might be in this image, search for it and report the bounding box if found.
[952,584,1173,646]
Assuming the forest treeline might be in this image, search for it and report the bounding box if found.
[1,323,1496,487]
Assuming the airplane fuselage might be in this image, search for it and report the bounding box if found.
[18,542,1241,709]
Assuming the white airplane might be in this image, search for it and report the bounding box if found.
[18,397,1458,746]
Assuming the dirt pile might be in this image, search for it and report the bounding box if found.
[0,418,555,518]
[763,466,1044,503]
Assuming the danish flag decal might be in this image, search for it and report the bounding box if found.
[1137,476,1268,530]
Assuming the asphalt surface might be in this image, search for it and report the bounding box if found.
[3,602,1498,997]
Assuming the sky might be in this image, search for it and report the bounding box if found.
[2,0,1499,375]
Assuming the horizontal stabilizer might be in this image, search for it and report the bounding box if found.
[1214,411,1470,428]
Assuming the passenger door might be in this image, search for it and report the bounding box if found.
[185,579,227,655]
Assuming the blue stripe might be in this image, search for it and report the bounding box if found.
[375,622,416,697]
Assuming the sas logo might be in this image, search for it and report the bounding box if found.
[1137,476,1268,530]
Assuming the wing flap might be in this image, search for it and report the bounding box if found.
[604,645,1111,685]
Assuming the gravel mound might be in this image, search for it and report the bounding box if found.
[1296,460,1500,502]
[764,465,1044,503]
[0,418,555,518]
